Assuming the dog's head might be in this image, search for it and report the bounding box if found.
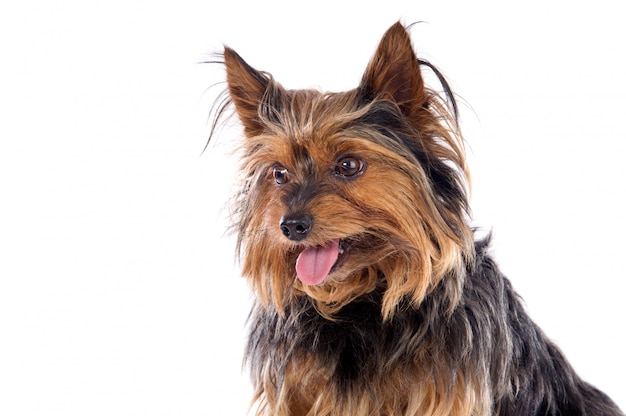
[213,22,473,319]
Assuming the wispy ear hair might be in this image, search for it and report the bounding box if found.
[200,52,233,154]
[417,58,459,123]
[404,21,459,124]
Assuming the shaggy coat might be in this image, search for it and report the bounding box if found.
[210,22,623,415]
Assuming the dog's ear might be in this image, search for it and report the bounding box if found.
[223,47,271,137]
[360,22,426,118]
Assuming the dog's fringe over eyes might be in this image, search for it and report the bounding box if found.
[207,21,623,416]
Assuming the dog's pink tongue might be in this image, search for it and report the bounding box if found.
[295,240,340,285]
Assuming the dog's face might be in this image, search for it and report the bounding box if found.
[220,23,474,318]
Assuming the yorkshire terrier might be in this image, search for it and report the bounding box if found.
[208,22,623,415]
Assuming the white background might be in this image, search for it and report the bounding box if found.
[1,1,624,414]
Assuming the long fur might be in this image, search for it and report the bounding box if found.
[209,22,623,415]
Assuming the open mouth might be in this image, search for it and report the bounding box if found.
[295,239,352,285]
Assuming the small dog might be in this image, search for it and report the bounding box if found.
[209,22,623,415]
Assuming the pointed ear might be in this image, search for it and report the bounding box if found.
[223,47,270,137]
[360,22,426,117]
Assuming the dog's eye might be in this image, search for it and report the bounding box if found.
[272,165,289,185]
[334,156,365,178]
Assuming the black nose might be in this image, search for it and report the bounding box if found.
[280,214,312,241]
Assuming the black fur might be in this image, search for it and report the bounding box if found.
[246,237,623,415]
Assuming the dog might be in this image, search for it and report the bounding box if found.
[208,21,623,415]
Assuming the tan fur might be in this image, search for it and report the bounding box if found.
[233,96,473,319]
[252,352,491,416]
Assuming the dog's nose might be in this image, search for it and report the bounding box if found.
[280,214,312,241]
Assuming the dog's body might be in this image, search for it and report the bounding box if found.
[210,22,623,415]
